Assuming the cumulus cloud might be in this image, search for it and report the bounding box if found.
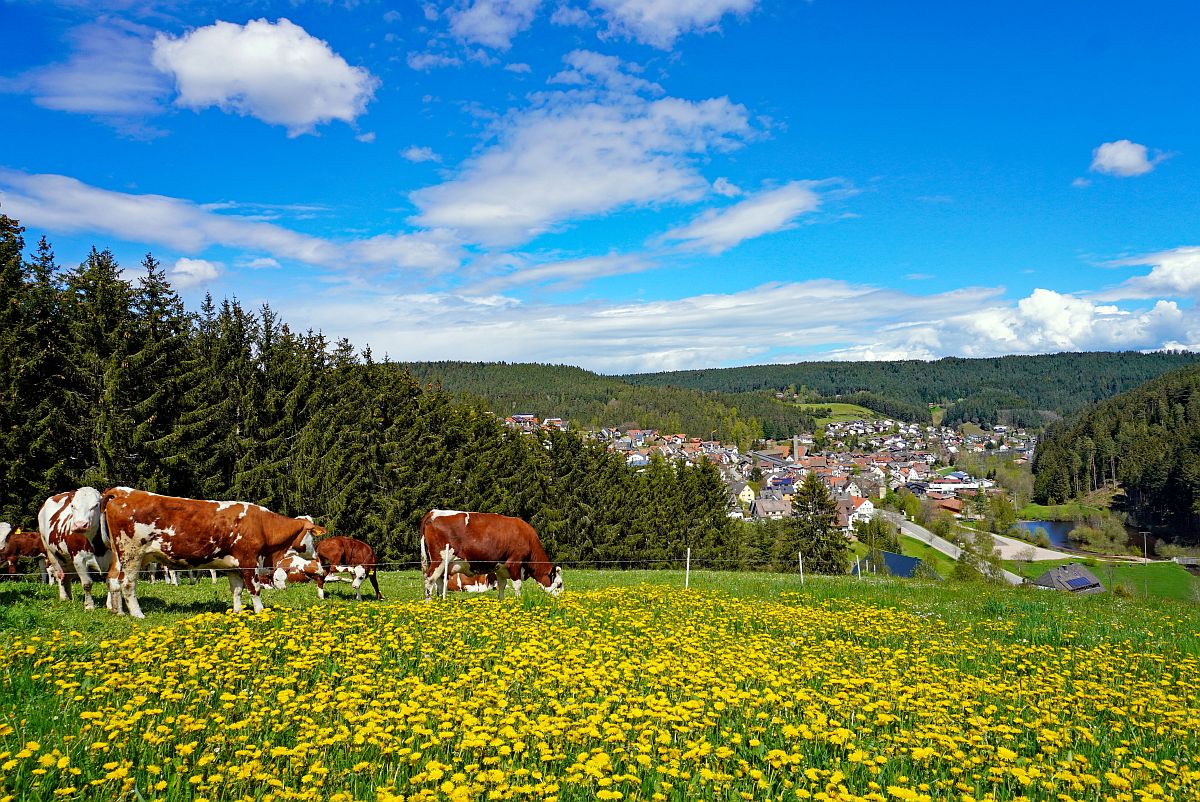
[151,18,378,136]
[410,56,753,245]
[1092,247,1200,300]
[0,169,463,275]
[1089,139,1164,177]
[0,20,171,129]
[402,145,442,163]
[170,257,220,288]
[448,0,542,49]
[711,177,742,197]
[588,0,759,48]
[660,181,821,254]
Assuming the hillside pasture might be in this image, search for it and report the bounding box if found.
[792,402,876,425]
[2,571,1199,801]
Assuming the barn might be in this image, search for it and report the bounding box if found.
[1032,563,1105,595]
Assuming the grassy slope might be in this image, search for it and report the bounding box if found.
[1017,502,1107,521]
[1002,558,1200,602]
[794,402,876,425]
[5,564,1196,647]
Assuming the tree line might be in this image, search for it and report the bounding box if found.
[0,214,750,567]
[402,361,822,447]
[625,352,1200,427]
[1033,363,1200,540]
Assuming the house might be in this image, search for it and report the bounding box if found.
[1032,563,1105,595]
[735,483,756,506]
[751,497,791,520]
[852,550,935,579]
[626,452,650,468]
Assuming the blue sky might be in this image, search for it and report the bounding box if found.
[1,0,1197,372]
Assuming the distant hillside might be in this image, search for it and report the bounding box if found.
[400,361,821,448]
[1034,363,1200,538]
[624,352,1200,427]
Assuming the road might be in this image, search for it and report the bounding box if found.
[879,511,1027,585]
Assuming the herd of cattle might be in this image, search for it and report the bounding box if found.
[0,487,563,618]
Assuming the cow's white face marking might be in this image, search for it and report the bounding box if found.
[272,567,288,589]
[546,566,564,597]
[69,487,102,533]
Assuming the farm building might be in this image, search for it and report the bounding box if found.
[1031,563,1104,594]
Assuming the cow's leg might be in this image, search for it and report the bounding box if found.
[368,570,383,601]
[210,569,218,584]
[74,554,97,611]
[52,558,72,602]
[38,557,49,585]
[229,571,245,613]
[116,559,145,619]
[236,567,264,614]
[496,566,509,600]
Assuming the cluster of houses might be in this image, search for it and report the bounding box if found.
[504,415,1035,531]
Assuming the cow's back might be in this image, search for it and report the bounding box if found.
[423,511,541,564]
[317,536,375,567]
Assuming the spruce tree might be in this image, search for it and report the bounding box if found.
[774,472,848,573]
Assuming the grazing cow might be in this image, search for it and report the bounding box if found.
[420,510,562,601]
[313,536,382,601]
[0,524,49,582]
[102,488,323,619]
[38,487,117,610]
[262,550,323,589]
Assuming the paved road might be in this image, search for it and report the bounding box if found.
[879,511,1026,585]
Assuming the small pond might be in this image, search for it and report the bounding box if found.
[1014,519,1073,548]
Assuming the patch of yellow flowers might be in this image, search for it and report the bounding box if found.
[2,587,1198,801]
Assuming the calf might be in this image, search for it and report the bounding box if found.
[314,536,382,601]
[0,524,49,582]
[38,488,117,611]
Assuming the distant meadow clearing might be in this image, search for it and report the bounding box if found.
[1,574,1198,802]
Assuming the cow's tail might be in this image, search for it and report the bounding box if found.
[419,529,428,572]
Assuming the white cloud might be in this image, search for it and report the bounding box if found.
[589,0,759,48]
[170,257,220,288]
[402,145,442,163]
[407,51,464,71]
[0,20,171,126]
[1089,139,1163,177]
[448,0,542,49]
[1092,247,1200,300]
[356,132,377,143]
[410,69,753,245]
[1071,177,1092,188]
[0,169,463,275]
[151,18,378,136]
[711,177,742,197]
[661,181,820,254]
[550,5,593,27]
[242,257,281,269]
[505,62,533,73]
[473,252,653,292]
[548,49,662,95]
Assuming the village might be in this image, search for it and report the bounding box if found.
[501,412,1038,532]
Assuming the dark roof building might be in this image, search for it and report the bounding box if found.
[1032,563,1104,594]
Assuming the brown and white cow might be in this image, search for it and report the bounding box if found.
[0,524,49,582]
[38,487,118,610]
[102,487,322,619]
[445,571,498,593]
[420,510,562,601]
[312,536,382,601]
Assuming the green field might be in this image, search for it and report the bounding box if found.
[3,571,1199,801]
[1016,501,1107,521]
[793,401,876,425]
[1003,558,1200,602]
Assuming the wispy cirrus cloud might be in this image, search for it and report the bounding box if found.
[0,168,463,274]
[0,19,171,133]
[659,181,821,254]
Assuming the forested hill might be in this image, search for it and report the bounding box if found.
[624,352,1200,427]
[401,361,824,446]
[1033,364,1200,538]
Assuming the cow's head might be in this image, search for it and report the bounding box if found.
[69,487,103,534]
[545,565,564,596]
[292,515,325,557]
